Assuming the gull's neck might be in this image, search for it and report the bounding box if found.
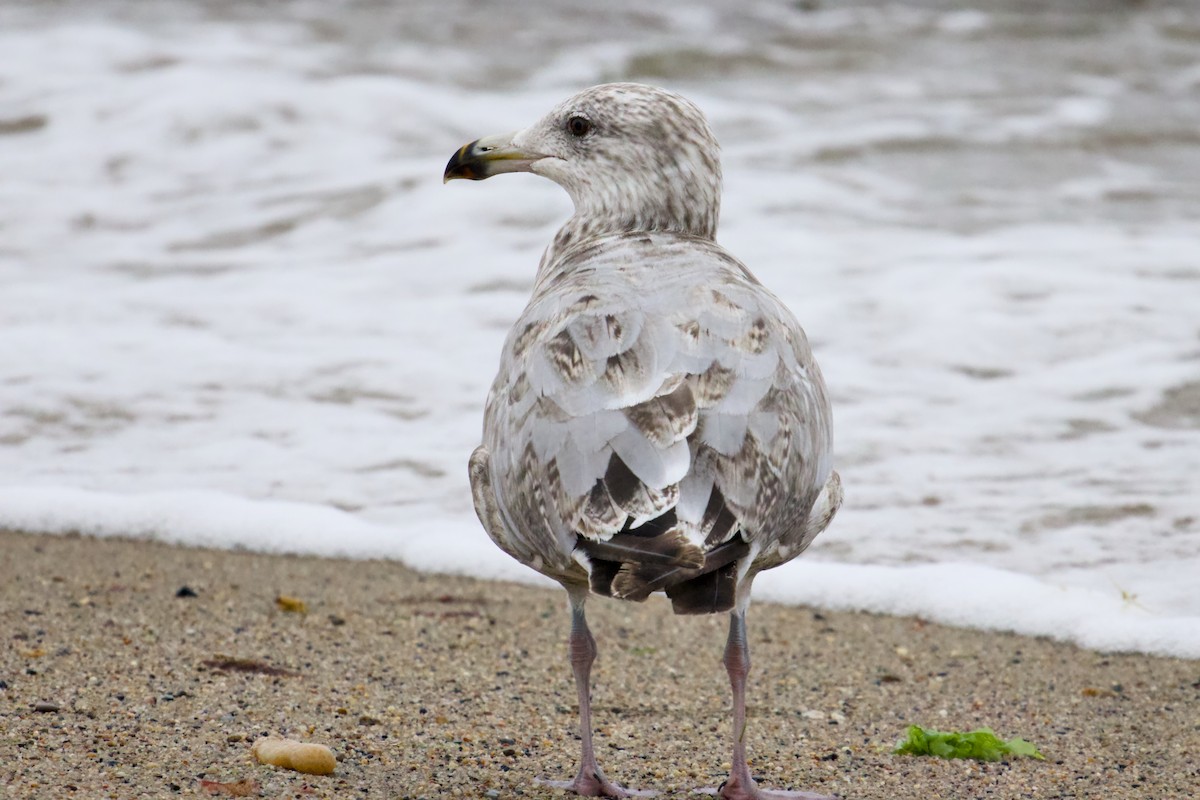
[537,185,721,277]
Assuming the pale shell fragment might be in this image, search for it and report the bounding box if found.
[251,737,336,775]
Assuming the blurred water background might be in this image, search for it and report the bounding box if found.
[1,0,1198,655]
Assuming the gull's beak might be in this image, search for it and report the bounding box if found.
[443,132,543,183]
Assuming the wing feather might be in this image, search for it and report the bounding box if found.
[474,233,835,592]
[609,426,690,491]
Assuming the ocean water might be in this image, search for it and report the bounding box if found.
[1,0,1198,657]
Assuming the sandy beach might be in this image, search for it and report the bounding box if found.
[2,530,1197,799]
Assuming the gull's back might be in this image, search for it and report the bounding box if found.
[471,230,838,614]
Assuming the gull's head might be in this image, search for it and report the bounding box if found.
[445,83,721,239]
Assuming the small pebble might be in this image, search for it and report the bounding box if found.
[33,702,60,713]
[275,595,308,613]
[175,586,198,598]
[251,736,336,775]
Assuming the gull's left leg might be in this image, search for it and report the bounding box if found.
[715,610,836,800]
[538,587,653,798]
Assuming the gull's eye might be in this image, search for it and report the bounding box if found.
[566,115,592,138]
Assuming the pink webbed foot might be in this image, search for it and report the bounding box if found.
[696,777,837,799]
[537,766,655,798]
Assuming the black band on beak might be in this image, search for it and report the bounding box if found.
[443,140,484,182]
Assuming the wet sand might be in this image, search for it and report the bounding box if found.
[1,529,1197,798]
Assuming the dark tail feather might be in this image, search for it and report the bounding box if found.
[611,538,749,606]
[665,560,740,615]
[578,528,704,568]
[587,558,622,597]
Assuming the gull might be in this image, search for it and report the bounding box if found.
[445,83,842,800]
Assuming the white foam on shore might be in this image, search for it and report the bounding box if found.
[3,486,1197,659]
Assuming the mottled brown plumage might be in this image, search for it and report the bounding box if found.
[473,232,838,611]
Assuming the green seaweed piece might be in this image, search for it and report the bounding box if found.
[893,725,1045,762]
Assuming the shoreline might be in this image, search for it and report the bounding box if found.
[1,529,1196,798]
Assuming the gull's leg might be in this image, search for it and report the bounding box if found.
[716,611,836,800]
[538,588,652,798]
